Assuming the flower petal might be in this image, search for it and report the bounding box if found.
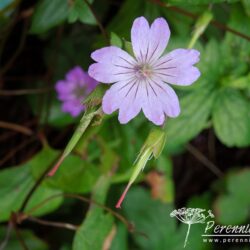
[131,16,150,62]
[89,46,136,84]
[66,66,85,82]
[62,100,84,117]
[141,80,165,125]
[88,63,135,84]
[148,78,180,117]
[81,71,99,92]
[102,79,141,124]
[156,49,200,67]
[131,17,170,64]
[102,80,135,114]
[55,80,75,101]
[147,17,170,63]
[91,46,136,65]
[154,49,201,86]
[118,81,142,124]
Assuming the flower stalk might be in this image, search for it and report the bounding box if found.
[48,107,102,176]
[116,129,166,208]
[188,11,213,49]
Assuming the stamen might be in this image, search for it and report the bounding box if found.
[134,64,153,80]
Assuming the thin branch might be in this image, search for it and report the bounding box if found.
[12,214,29,250]
[0,221,13,250]
[149,0,250,42]
[186,143,223,178]
[0,19,29,76]
[3,75,45,82]
[24,216,79,231]
[211,18,250,41]
[0,136,36,166]
[0,121,33,135]
[83,0,109,44]
[18,154,63,212]
[0,119,37,143]
[0,87,52,96]
[0,4,20,71]
[25,193,134,232]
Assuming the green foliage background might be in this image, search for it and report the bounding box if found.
[0,0,250,249]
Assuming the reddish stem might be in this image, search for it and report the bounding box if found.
[115,183,131,209]
[47,155,65,176]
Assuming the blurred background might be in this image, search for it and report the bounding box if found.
[0,0,250,249]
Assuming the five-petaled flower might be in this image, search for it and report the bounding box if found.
[55,66,98,117]
[88,16,201,125]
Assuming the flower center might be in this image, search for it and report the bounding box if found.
[134,64,153,80]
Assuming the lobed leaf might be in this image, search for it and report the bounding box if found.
[212,89,250,147]
[30,0,68,34]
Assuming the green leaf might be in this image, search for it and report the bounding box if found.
[98,138,119,174]
[222,5,250,68]
[0,0,16,11]
[165,87,215,149]
[73,175,114,250]
[123,187,209,250]
[199,39,224,85]
[30,147,100,193]
[0,163,63,222]
[242,0,250,16]
[0,227,48,250]
[221,73,250,90]
[30,0,68,34]
[68,0,96,25]
[215,195,249,225]
[73,211,113,250]
[212,89,250,147]
[188,192,212,211]
[167,0,239,4]
[44,99,76,127]
[110,32,122,48]
[108,0,145,38]
[124,41,133,56]
[214,169,250,224]
[110,223,128,250]
[227,169,250,204]
[155,156,175,203]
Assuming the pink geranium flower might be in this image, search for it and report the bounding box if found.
[88,17,200,125]
[55,66,98,117]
